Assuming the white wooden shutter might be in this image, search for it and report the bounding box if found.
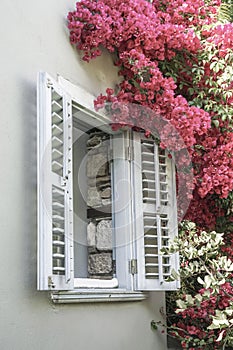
[112,132,134,290]
[133,132,179,291]
[37,72,74,290]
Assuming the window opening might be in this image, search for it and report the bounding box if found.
[73,117,114,281]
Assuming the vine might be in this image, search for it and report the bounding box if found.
[67,0,233,348]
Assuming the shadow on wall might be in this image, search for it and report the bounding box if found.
[167,336,182,350]
[21,77,38,296]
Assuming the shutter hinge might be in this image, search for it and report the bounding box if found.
[48,276,56,289]
[109,148,114,162]
[112,260,116,274]
[60,176,68,187]
[129,259,138,275]
[47,79,53,88]
[125,146,134,161]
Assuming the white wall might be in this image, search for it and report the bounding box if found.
[0,1,166,349]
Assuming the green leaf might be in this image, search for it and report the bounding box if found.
[212,119,220,128]
[170,268,180,281]
[204,275,213,289]
[176,299,187,309]
[210,61,217,70]
[151,320,158,330]
[197,277,204,285]
[186,294,194,305]
[195,294,203,303]
[216,330,225,342]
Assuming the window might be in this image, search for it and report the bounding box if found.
[37,72,179,303]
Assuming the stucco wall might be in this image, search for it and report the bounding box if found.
[0,1,167,349]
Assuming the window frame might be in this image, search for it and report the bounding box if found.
[37,72,179,303]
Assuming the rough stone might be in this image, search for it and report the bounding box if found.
[87,187,101,208]
[86,132,114,277]
[96,175,111,185]
[87,178,97,187]
[102,199,112,207]
[86,135,102,148]
[87,221,96,247]
[100,187,111,199]
[86,153,108,178]
[88,175,110,187]
[96,220,112,250]
[88,253,112,275]
[99,182,111,190]
[88,145,108,155]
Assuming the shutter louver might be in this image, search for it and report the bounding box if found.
[37,72,74,290]
[133,133,179,291]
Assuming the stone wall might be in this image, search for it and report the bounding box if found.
[86,130,113,278]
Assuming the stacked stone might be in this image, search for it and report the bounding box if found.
[86,130,113,279]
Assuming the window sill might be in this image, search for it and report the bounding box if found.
[51,289,147,303]
[74,277,119,289]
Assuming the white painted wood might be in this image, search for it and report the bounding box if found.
[37,72,74,290]
[74,278,118,289]
[58,74,98,111]
[112,131,135,290]
[38,72,179,294]
[132,132,179,291]
[51,290,147,303]
[58,75,113,134]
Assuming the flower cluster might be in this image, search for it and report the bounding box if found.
[192,125,233,199]
[67,0,233,208]
[205,23,233,58]
[164,221,233,349]
[67,1,233,348]
[173,280,233,349]
[153,0,221,27]
[67,0,202,61]
[221,231,233,260]
[172,279,233,349]
[185,193,221,228]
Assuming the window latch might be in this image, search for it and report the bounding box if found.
[129,259,138,275]
[47,79,53,88]
[48,276,56,289]
[125,146,134,161]
[60,176,68,187]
